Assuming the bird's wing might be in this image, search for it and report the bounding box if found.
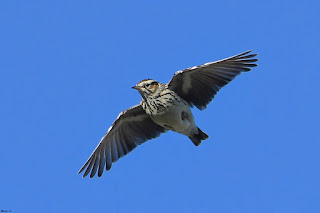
[78,104,166,178]
[167,50,258,110]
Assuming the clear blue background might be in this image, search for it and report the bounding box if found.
[1,0,319,212]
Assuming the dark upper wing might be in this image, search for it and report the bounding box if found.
[78,104,166,178]
[167,50,258,110]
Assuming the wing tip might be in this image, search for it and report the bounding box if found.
[78,166,86,175]
[81,171,88,178]
[77,165,87,178]
[78,161,112,178]
[237,50,258,70]
[238,49,258,57]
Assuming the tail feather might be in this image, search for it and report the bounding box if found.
[189,127,209,146]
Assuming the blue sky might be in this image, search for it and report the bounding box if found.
[1,0,319,212]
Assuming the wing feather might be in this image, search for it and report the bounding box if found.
[98,148,105,177]
[168,50,258,109]
[78,104,166,178]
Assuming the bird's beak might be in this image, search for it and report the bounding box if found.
[132,86,142,90]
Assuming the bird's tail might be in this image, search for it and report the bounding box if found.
[189,127,209,146]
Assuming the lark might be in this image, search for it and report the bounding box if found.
[79,50,258,178]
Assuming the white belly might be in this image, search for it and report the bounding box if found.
[150,100,196,135]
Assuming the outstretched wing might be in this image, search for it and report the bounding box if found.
[78,104,166,178]
[168,50,258,110]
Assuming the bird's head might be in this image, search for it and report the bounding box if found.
[132,79,161,98]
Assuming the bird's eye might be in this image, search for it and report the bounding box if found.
[145,81,157,89]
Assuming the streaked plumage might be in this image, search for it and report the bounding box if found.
[79,50,258,178]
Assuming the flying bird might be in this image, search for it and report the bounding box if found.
[79,50,258,178]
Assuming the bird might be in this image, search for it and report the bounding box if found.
[78,50,258,178]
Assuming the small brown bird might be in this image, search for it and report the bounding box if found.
[79,50,258,178]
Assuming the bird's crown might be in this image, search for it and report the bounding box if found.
[137,79,157,86]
